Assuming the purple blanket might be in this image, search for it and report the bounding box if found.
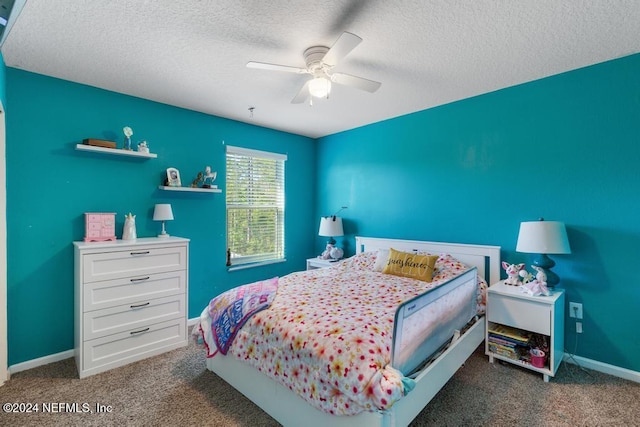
[209,277,279,355]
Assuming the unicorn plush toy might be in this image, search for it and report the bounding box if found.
[520,265,550,296]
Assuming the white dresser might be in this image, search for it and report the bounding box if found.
[73,237,189,378]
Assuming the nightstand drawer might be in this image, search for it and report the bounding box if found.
[488,294,551,335]
[83,246,187,283]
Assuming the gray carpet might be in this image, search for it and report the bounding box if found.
[1,333,638,427]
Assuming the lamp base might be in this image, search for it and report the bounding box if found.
[532,253,560,288]
[157,221,170,239]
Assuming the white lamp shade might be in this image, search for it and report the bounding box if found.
[516,221,571,254]
[153,204,174,221]
[318,216,344,237]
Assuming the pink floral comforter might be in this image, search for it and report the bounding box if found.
[197,251,487,416]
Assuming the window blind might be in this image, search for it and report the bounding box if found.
[226,145,286,266]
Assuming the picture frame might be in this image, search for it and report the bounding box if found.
[166,167,181,187]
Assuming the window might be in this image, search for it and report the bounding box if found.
[226,145,286,267]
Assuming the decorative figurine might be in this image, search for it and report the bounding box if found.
[123,126,133,150]
[191,171,204,188]
[137,140,149,153]
[502,262,525,286]
[203,166,217,188]
[122,213,137,240]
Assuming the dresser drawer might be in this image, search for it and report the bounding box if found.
[82,246,187,283]
[83,294,185,340]
[488,294,551,335]
[83,271,186,312]
[82,318,187,374]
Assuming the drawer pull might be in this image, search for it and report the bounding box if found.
[130,251,150,255]
[130,327,150,335]
[130,302,150,309]
[130,276,150,282]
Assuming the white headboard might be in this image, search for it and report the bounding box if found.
[355,236,501,284]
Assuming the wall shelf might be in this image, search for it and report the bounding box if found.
[75,144,157,159]
[158,185,221,193]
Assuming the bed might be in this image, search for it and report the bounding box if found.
[195,236,500,426]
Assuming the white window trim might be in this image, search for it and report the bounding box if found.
[225,145,287,270]
[227,258,287,272]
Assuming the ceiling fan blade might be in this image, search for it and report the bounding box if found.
[291,80,310,104]
[322,32,362,67]
[331,73,381,93]
[246,61,308,74]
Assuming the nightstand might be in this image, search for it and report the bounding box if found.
[485,280,565,382]
[306,257,335,270]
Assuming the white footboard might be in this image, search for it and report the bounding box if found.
[206,317,485,427]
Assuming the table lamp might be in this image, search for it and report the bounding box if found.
[516,219,571,288]
[318,216,344,259]
[153,204,174,238]
[318,216,343,245]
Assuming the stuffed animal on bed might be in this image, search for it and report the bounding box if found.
[502,262,525,286]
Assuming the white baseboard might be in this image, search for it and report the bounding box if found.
[563,353,640,383]
[8,320,202,376]
[11,326,638,385]
[8,349,74,376]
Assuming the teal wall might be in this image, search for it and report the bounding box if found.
[317,54,640,372]
[5,53,640,374]
[0,52,5,105]
[5,69,316,365]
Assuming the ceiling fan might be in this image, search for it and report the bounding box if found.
[247,32,382,104]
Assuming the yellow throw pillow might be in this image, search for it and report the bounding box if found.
[382,248,438,282]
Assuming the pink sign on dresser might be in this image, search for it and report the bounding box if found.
[84,212,117,242]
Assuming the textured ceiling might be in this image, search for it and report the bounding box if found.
[2,1,640,138]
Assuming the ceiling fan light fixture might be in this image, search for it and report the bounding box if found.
[308,77,331,98]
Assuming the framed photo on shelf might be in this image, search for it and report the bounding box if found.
[166,167,181,187]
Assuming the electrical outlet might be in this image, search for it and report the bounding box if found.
[569,302,583,319]
[576,322,583,333]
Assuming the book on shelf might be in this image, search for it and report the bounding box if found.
[488,324,531,343]
[83,138,117,149]
[488,343,519,360]
[488,335,523,347]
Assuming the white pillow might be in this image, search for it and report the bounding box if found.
[373,249,390,272]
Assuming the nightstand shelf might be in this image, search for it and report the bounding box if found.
[485,281,565,382]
